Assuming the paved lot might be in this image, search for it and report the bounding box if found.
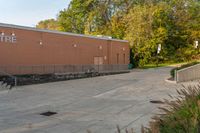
[0,67,190,133]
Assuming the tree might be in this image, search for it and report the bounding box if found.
[124,2,168,66]
[36,0,200,66]
[36,19,59,30]
[58,0,97,34]
[164,0,200,61]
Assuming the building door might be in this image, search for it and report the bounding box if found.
[94,57,104,71]
[94,57,103,65]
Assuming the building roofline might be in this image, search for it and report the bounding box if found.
[0,23,129,43]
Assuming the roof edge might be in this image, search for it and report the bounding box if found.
[0,23,129,43]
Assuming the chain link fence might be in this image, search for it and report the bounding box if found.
[0,64,129,75]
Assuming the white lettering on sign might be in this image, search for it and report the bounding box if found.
[0,34,17,43]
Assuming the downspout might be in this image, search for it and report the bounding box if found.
[107,39,112,65]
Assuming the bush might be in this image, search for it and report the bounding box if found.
[170,61,200,78]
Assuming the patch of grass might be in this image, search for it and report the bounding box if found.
[141,61,187,69]
[141,60,200,69]
[141,63,173,69]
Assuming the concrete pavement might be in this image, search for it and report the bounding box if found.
[0,67,189,133]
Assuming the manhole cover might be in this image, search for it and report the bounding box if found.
[40,111,57,116]
[150,100,164,104]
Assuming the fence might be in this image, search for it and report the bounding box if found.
[0,64,129,76]
[176,63,200,83]
[0,70,17,86]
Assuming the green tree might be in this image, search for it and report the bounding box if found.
[36,19,59,30]
[164,0,200,61]
[36,0,200,66]
[58,0,97,34]
[124,2,169,66]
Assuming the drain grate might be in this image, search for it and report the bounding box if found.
[40,111,57,116]
[150,100,164,104]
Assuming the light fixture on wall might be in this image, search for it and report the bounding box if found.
[99,45,103,50]
[104,56,107,60]
[39,40,43,45]
[11,32,15,36]
[122,48,125,51]
[73,44,77,48]
[39,32,43,46]
[1,32,4,35]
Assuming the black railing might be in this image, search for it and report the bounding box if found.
[0,64,129,75]
[0,70,17,90]
[0,64,129,86]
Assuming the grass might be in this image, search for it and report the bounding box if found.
[141,63,173,69]
[141,61,190,69]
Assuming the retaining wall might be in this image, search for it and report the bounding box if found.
[176,63,200,82]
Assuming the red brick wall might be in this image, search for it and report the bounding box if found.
[0,26,129,74]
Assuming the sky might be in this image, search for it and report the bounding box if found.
[0,0,71,27]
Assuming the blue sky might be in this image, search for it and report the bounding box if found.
[0,0,71,27]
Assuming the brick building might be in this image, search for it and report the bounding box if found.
[0,23,129,75]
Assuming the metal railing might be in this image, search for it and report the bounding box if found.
[176,63,200,83]
[0,70,17,86]
[0,64,129,76]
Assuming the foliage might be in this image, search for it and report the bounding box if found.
[36,0,200,66]
[124,2,170,67]
[36,19,60,30]
[170,61,200,78]
[57,0,96,34]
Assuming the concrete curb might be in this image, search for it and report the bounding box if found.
[165,77,177,84]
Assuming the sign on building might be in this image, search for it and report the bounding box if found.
[0,33,17,43]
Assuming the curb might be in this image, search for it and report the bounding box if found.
[165,77,177,84]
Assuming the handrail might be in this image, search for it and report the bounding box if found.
[0,64,129,86]
[0,70,17,86]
